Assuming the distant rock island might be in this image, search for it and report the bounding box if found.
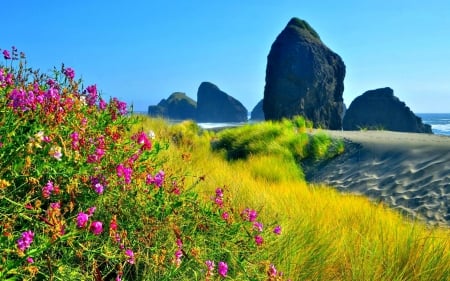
[148,92,197,120]
[148,82,248,123]
[250,100,264,121]
[263,17,345,130]
[343,87,432,133]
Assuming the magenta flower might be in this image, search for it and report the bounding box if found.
[117,164,132,184]
[3,50,11,60]
[99,99,107,110]
[268,264,277,277]
[133,131,152,150]
[253,221,263,232]
[218,261,228,277]
[63,67,75,80]
[50,202,61,209]
[221,211,229,221]
[76,212,89,228]
[205,260,215,272]
[26,257,34,263]
[42,181,54,199]
[94,183,104,194]
[241,208,258,222]
[273,225,282,235]
[146,170,165,187]
[86,84,98,106]
[215,187,224,198]
[214,196,223,208]
[90,221,103,235]
[255,235,264,246]
[87,206,96,216]
[17,230,34,251]
[125,249,135,264]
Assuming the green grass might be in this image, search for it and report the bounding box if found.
[138,116,450,281]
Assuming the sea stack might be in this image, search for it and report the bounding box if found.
[196,82,248,123]
[343,87,432,133]
[263,17,346,129]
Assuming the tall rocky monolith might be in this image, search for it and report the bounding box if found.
[263,18,345,129]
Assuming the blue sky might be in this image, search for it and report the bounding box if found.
[2,1,450,113]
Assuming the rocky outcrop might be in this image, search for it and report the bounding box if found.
[250,99,264,121]
[343,87,432,133]
[263,17,345,129]
[196,82,248,122]
[148,92,197,120]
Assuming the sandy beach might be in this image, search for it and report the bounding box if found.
[306,130,450,226]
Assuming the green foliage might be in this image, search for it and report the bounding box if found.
[211,117,343,181]
[0,48,287,280]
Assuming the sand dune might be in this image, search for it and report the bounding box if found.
[305,130,450,226]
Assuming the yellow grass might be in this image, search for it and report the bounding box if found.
[135,116,450,280]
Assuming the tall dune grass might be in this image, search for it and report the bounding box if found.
[137,116,450,281]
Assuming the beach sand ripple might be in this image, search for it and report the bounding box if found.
[305,130,450,226]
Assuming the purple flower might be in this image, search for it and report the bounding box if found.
[214,197,223,208]
[218,261,228,277]
[63,67,75,80]
[94,183,104,194]
[3,50,11,60]
[125,249,135,264]
[27,257,34,263]
[76,212,89,228]
[255,235,264,246]
[273,225,282,235]
[90,221,103,235]
[17,230,34,251]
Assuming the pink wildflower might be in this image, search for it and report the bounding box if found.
[90,221,103,235]
[63,67,75,80]
[87,206,96,216]
[218,261,228,278]
[255,235,264,246]
[273,225,282,235]
[42,181,54,199]
[76,212,89,228]
[17,230,34,251]
[268,264,277,277]
[27,257,34,263]
[125,249,135,264]
[221,212,230,221]
[253,221,263,232]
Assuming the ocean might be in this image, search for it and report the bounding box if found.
[417,113,450,136]
[136,112,450,136]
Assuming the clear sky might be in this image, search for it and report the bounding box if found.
[2,1,450,113]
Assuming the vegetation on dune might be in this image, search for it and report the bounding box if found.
[0,47,287,280]
[1,47,449,281]
[138,118,450,281]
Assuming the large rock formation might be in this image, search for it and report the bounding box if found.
[148,92,197,120]
[250,99,264,121]
[343,87,432,133]
[263,17,345,129]
[196,82,248,122]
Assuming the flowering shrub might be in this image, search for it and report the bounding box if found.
[0,46,288,280]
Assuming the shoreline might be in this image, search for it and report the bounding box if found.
[306,130,450,226]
